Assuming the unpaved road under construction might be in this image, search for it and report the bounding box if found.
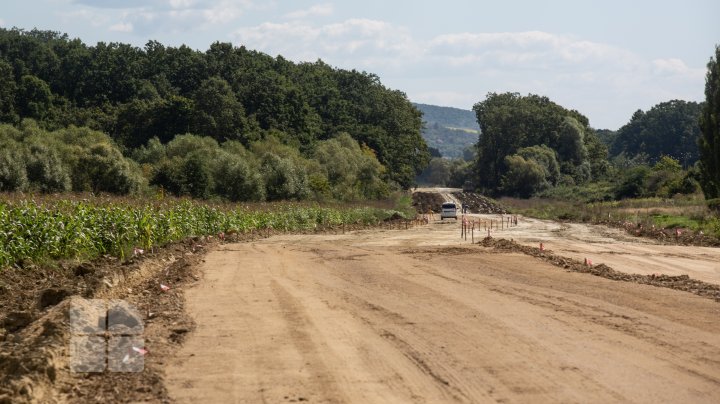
[166,218,720,403]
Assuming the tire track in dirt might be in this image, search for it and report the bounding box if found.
[166,226,720,403]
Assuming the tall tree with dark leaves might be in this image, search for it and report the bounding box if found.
[699,45,720,200]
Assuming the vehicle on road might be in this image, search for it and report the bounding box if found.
[440,202,458,220]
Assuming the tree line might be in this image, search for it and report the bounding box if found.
[419,44,719,205]
[0,27,430,199]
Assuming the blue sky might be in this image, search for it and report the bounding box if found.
[2,0,718,129]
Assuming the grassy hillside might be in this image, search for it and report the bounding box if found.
[422,122,478,159]
[413,103,478,159]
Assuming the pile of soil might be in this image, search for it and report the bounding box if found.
[607,221,720,247]
[477,237,720,302]
[412,192,445,213]
[451,192,508,214]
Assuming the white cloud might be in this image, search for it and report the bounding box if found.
[66,0,254,35]
[0,18,5,27]
[652,58,705,79]
[108,22,133,32]
[284,3,333,20]
[234,18,419,69]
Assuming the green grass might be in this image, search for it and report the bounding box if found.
[502,195,720,239]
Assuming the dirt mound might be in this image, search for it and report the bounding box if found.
[609,221,720,247]
[451,192,507,214]
[478,237,720,301]
[412,192,445,213]
[0,234,232,403]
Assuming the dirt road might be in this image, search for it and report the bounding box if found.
[166,222,720,403]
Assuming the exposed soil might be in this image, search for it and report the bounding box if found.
[0,237,215,403]
[412,190,507,214]
[165,228,720,403]
[478,237,720,301]
[605,219,720,247]
[451,191,508,214]
[2,190,720,403]
[0,229,282,403]
[411,191,445,213]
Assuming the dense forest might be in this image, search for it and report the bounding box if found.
[0,28,429,200]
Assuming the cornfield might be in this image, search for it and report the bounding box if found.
[0,198,403,268]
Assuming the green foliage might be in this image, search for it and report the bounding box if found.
[557,117,587,163]
[25,142,71,192]
[699,45,720,199]
[0,27,428,191]
[212,154,265,202]
[420,122,478,159]
[0,122,143,195]
[313,133,389,200]
[73,143,145,194]
[653,155,683,172]
[0,148,28,191]
[472,92,605,195]
[191,76,248,142]
[501,155,548,197]
[615,166,651,199]
[0,198,408,268]
[178,154,212,199]
[16,75,53,121]
[611,100,703,166]
[261,153,309,201]
[416,158,451,186]
[516,145,560,185]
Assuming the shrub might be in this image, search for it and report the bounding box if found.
[500,155,547,198]
[0,148,28,191]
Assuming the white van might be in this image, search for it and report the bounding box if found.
[440,202,457,220]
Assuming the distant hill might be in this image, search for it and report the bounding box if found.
[413,103,478,159]
[414,103,478,130]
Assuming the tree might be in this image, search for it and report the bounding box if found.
[500,155,547,197]
[699,45,720,200]
[517,145,560,185]
[213,153,265,201]
[16,75,53,121]
[73,143,144,194]
[0,59,17,122]
[612,100,703,166]
[261,153,308,201]
[557,117,587,164]
[472,92,599,193]
[191,76,248,143]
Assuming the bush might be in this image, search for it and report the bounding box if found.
[73,143,145,194]
[615,165,651,199]
[262,153,309,201]
[213,154,265,201]
[500,155,547,197]
[0,148,28,191]
[25,142,71,192]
